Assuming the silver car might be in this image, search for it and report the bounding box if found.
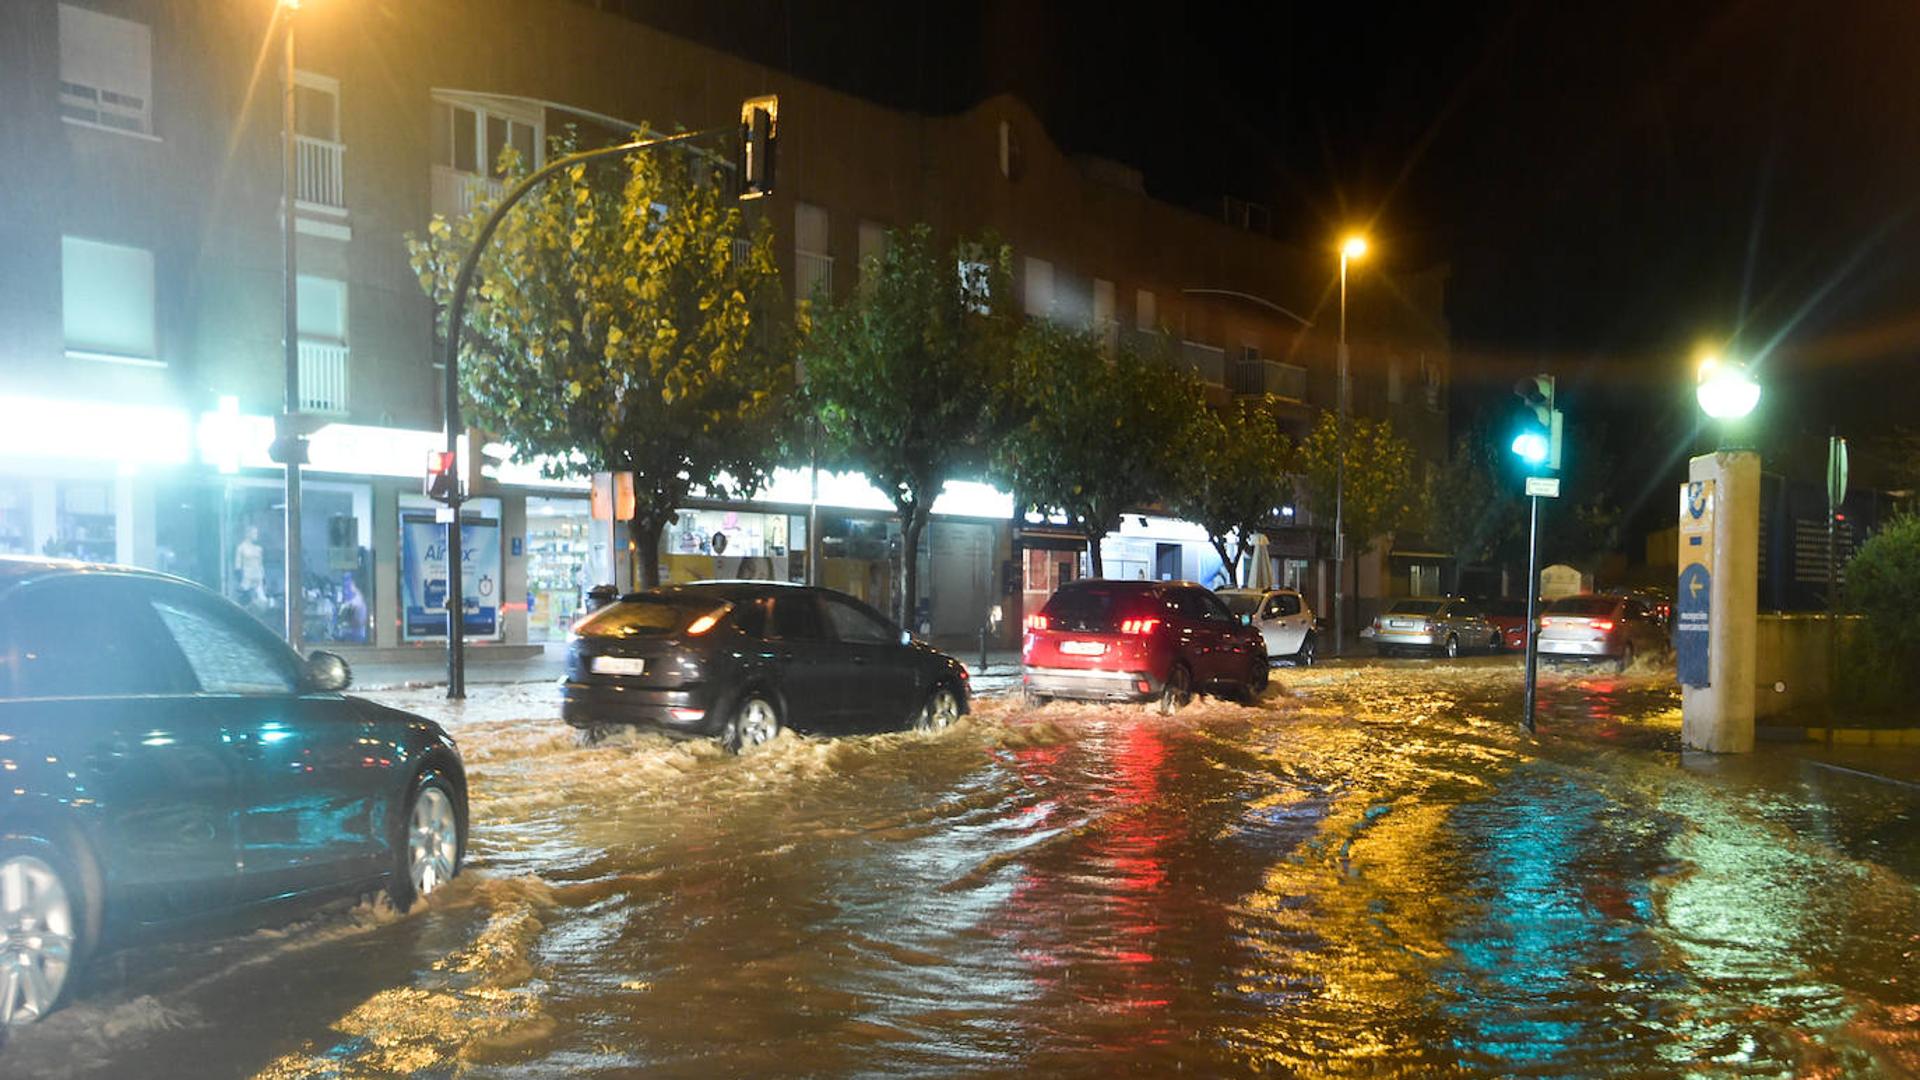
[1218,587,1318,666]
[1367,596,1501,658]
[1538,593,1668,671]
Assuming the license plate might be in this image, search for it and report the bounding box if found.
[591,656,647,676]
[1060,640,1107,656]
[1389,619,1415,629]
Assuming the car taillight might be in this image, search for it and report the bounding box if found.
[1539,617,1550,628]
[1418,620,1434,633]
[1119,617,1160,635]
[1589,619,1615,632]
[685,611,722,636]
[1025,614,1049,632]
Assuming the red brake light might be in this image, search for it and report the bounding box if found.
[1024,614,1049,632]
[1119,617,1160,635]
[1539,617,1549,628]
[1589,619,1615,632]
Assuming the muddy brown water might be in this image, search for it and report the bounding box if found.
[6,663,1918,1078]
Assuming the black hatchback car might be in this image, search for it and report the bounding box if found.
[0,558,467,1027]
[562,581,970,750]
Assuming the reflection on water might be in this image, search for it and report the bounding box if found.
[8,665,1920,1079]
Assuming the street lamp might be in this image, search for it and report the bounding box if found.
[1694,354,1760,420]
[1332,232,1368,656]
[277,0,305,650]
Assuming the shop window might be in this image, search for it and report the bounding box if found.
[63,236,157,363]
[0,481,30,556]
[526,496,593,642]
[222,478,373,643]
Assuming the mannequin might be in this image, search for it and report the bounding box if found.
[234,525,266,605]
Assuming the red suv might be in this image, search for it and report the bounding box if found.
[1021,580,1268,713]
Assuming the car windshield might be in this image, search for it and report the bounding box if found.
[573,596,730,638]
[1545,597,1618,617]
[1386,600,1445,616]
[1219,593,1261,617]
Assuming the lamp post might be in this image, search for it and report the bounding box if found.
[1332,233,1367,657]
[1680,351,1762,753]
[278,0,304,650]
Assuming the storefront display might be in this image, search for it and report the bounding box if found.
[0,480,29,556]
[219,478,373,643]
[52,481,116,562]
[663,508,800,584]
[400,499,503,640]
[526,497,592,641]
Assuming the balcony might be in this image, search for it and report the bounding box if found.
[1178,341,1226,386]
[295,135,346,212]
[298,340,349,416]
[795,250,834,305]
[1230,359,1308,401]
[430,165,504,221]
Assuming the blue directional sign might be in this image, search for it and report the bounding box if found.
[1676,481,1715,688]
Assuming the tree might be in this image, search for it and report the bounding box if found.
[1295,411,1423,562]
[1170,400,1296,587]
[995,324,1207,576]
[799,226,1014,628]
[407,137,792,588]
[1843,513,1920,697]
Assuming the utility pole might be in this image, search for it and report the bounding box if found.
[278,0,305,651]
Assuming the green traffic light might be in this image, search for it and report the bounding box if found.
[1512,431,1549,464]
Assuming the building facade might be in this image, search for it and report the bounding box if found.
[0,0,1452,656]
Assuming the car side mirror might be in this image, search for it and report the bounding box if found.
[305,650,352,693]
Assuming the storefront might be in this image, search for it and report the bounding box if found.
[216,475,374,644]
[662,506,806,586]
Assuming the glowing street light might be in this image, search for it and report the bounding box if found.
[1695,354,1761,420]
[1341,234,1369,261]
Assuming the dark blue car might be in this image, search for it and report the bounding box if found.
[0,557,467,1027]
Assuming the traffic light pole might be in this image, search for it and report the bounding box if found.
[1522,491,1542,733]
[436,125,734,699]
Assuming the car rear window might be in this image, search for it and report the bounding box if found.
[1545,596,1618,617]
[1385,599,1444,616]
[1041,585,1157,632]
[573,596,730,638]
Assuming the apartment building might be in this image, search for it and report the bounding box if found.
[0,0,1451,655]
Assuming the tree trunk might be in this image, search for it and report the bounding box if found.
[1085,530,1104,578]
[899,506,928,632]
[1211,537,1237,587]
[634,510,667,588]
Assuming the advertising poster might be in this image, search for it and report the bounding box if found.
[401,510,502,640]
[1676,480,1714,687]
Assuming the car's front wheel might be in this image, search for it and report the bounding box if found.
[1444,634,1460,659]
[391,774,463,911]
[0,841,83,1028]
[724,694,782,753]
[1293,633,1316,667]
[915,685,961,732]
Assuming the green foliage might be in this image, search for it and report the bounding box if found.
[1842,513,1920,686]
[995,325,1208,575]
[1294,411,1421,555]
[1424,407,1623,572]
[799,226,1015,623]
[1169,400,1295,587]
[406,136,791,586]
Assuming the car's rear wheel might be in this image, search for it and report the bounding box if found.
[1294,633,1316,667]
[1156,664,1193,716]
[1021,686,1050,709]
[0,843,82,1028]
[1244,657,1269,701]
[915,686,961,732]
[1614,643,1635,674]
[391,775,463,911]
[724,694,782,753]
[1444,634,1460,659]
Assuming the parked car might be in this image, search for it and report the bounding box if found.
[1022,579,1268,713]
[1217,587,1318,666]
[1367,596,1502,658]
[1482,598,1535,652]
[563,581,970,749]
[1537,593,1669,671]
[0,557,467,1027]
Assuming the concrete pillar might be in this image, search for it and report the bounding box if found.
[501,493,527,645]
[372,481,400,646]
[115,474,156,568]
[1681,450,1760,753]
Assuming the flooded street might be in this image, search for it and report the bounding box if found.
[8,661,1920,1078]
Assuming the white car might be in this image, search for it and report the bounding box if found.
[1217,587,1318,666]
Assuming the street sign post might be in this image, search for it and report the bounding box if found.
[1826,434,1848,693]
[1676,480,1715,687]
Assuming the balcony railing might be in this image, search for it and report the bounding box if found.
[1178,341,1226,386]
[1230,359,1308,401]
[430,165,504,221]
[295,135,346,211]
[298,340,349,415]
[795,250,834,305]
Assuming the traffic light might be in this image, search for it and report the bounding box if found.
[738,95,778,200]
[425,450,458,503]
[1510,374,1563,471]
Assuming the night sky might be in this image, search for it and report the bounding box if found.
[593,0,1920,531]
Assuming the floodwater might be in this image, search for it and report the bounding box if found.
[7,659,1920,1078]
